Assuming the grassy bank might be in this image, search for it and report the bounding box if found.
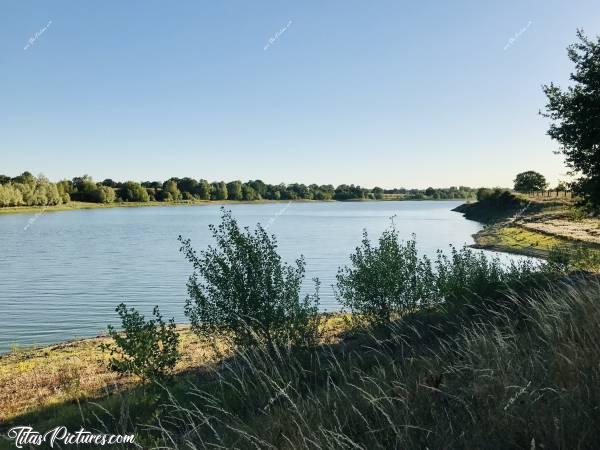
[454,194,600,271]
[0,317,346,424]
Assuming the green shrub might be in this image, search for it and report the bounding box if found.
[548,244,600,272]
[178,208,321,352]
[335,227,435,324]
[336,223,548,324]
[434,245,542,311]
[100,303,180,382]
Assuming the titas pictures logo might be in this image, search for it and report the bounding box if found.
[6,426,135,448]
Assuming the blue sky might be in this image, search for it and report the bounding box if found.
[1,0,599,189]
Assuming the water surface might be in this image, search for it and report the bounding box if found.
[0,201,511,352]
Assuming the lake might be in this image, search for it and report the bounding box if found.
[0,201,519,353]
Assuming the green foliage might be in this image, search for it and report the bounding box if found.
[334,184,368,200]
[92,185,116,203]
[0,183,24,206]
[0,173,65,207]
[196,179,211,200]
[433,245,542,310]
[514,170,548,193]
[542,30,600,208]
[0,171,480,208]
[337,223,547,324]
[211,181,228,200]
[226,180,243,200]
[120,181,150,202]
[548,244,600,272]
[100,303,180,382]
[457,189,527,223]
[336,227,435,323]
[372,186,384,199]
[178,209,321,351]
[162,180,182,201]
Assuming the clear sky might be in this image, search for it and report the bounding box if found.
[1,0,599,189]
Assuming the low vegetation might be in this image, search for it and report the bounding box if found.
[100,304,181,382]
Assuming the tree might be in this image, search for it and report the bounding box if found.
[211,181,228,200]
[100,303,180,382]
[542,30,600,207]
[197,179,211,200]
[163,179,182,200]
[514,171,548,193]
[101,179,117,187]
[335,228,435,324]
[242,184,259,201]
[248,180,267,198]
[227,181,243,200]
[56,180,72,203]
[12,171,35,185]
[178,209,321,351]
[93,185,116,203]
[0,184,24,206]
[177,177,198,196]
[120,181,149,202]
[372,187,384,200]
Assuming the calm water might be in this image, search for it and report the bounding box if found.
[0,201,515,352]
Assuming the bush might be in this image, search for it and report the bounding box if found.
[548,244,600,272]
[434,245,542,311]
[336,223,548,324]
[92,185,116,203]
[335,227,435,324]
[120,181,150,202]
[100,303,180,382]
[178,209,321,351]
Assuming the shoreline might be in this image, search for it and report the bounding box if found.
[0,316,346,423]
[0,198,470,216]
[455,197,600,267]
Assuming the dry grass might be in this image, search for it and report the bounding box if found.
[0,327,225,423]
[520,216,600,245]
[146,276,600,449]
[0,317,346,424]
[46,276,599,449]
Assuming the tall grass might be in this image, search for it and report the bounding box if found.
[121,275,599,449]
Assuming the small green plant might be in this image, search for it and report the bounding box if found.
[179,208,321,352]
[100,303,180,382]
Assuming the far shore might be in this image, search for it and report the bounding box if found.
[0,198,470,216]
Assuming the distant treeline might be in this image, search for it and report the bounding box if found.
[0,172,477,207]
